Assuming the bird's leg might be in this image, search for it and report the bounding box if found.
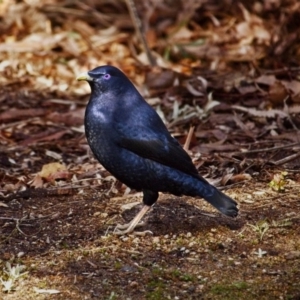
[114,205,151,235]
[114,190,158,235]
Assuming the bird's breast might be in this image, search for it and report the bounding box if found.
[89,105,109,124]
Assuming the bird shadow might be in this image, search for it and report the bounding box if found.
[121,197,244,236]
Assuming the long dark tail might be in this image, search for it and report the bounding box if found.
[204,187,238,217]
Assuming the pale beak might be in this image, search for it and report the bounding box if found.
[76,72,93,81]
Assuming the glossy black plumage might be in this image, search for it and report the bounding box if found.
[78,65,238,234]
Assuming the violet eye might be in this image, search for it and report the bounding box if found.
[103,73,111,80]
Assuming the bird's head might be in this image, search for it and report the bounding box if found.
[76,65,132,95]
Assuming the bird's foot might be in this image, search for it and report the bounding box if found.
[114,221,152,236]
[115,221,145,230]
[113,205,152,236]
[114,227,153,236]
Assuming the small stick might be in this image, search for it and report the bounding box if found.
[231,142,299,155]
[271,152,300,165]
[125,0,156,66]
[183,126,195,151]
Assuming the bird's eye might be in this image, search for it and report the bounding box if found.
[103,74,111,80]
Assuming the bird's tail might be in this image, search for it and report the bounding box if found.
[204,188,238,217]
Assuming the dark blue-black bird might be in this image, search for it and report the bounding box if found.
[77,65,238,234]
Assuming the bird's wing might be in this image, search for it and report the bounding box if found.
[119,135,202,180]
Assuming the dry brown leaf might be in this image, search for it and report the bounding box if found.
[0,0,9,17]
[169,26,195,43]
[221,173,233,186]
[269,81,289,105]
[231,173,252,182]
[255,75,277,86]
[236,85,258,95]
[0,33,67,53]
[286,104,300,114]
[30,174,44,189]
[237,3,271,44]
[145,68,176,89]
[39,162,70,182]
[281,80,300,103]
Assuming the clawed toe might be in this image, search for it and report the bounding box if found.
[114,227,152,236]
[115,221,145,230]
[112,205,151,236]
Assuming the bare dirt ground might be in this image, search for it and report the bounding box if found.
[0,89,299,300]
[1,1,300,299]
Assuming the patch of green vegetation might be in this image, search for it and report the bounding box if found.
[60,241,70,249]
[248,220,270,241]
[174,237,185,247]
[106,291,118,300]
[180,273,195,282]
[37,280,48,289]
[170,269,181,278]
[114,261,122,270]
[82,250,90,256]
[169,269,195,282]
[151,267,164,277]
[210,281,249,298]
[146,279,166,300]
[269,171,287,192]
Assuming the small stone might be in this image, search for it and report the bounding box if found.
[129,281,138,288]
[17,252,25,258]
[132,237,140,243]
[188,241,196,247]
[153,237,160,243]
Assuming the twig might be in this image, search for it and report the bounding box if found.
[75,1,111,26]
[183,126,195,151]
[15,218,30,236]
[283,96,299,130]
[231,142,300,155]
[264,66,300,75]
[125,0,156,66]
[271,152,300,165]
[0,216,37,236]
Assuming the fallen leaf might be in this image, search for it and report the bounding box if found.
[281,80,300,103]
[255,74,276,86]
[269,81,288,105]
[39,162,70,182]
[30,174,44,189]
